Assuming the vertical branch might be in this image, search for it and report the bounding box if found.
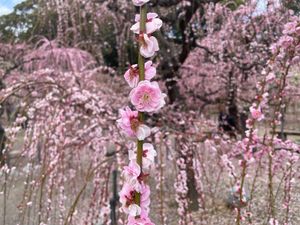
[135,5,147,206]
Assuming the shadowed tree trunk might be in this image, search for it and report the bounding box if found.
[0,124,6,167]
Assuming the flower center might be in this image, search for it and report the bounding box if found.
[130,117,140,131]
[146,18,153,23]
[129,66,139,80]
[142,93,150,102]
[125,191,136,206]
[142,149,148,157]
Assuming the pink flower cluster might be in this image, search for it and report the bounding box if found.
[271,17,300,64]
[117,1,165,224]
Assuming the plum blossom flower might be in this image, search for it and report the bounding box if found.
[123,161,142,191]
[124,61,156,88]
[119,183,142,216]
[140,183,151,213]
[139,34,159,58]
[130,80,166,112]
[132,0,150,6]
[131,13,163,34]
[127,217,155,225]
[123,161,141,181]
[269,218,279,225]
[119,183,151,218]
[129,143,157,169]
[119,183,134,206]
[128,204,142,217]
[283,21,298,35]
[250,105,264,121]
[127,183,151,220]
[266,72,275,82]
[278,36,294,49]
[117,107,151,140]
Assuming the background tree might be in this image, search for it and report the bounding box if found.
[180,2,292,133]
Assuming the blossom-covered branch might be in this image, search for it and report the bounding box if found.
[117,1,166,224]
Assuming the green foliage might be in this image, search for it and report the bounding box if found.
[282,0,300,14]
[221,0,244,10]
[0,0,58,43]
[98,19,118,68]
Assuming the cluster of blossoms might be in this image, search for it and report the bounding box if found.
[232,17,300,225]
[117,1,165,224]
[271,16,300,63]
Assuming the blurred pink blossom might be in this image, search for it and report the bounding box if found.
[283,21,297,35]
[250,105,264,121]
[278,36,294,48]
[127,217,155,225]
[132,0,150,6]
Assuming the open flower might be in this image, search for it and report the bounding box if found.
[119,183,141,216]
[127,217,155,225]
[123,161,141,191]
[129,143,157,169]
[128,204,142,217]
[283,21,297,35]
[123,161,141,181]
[139,34,159,58]
[132,0,150,6]
[124,61,156,88]
[250,105,264,121]
[130,81,166,112]
[117,107,151,140]
[140,183,151,213]
[131,13,163,34]
[278,36,294,49]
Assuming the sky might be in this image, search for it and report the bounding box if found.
[0,0,24,16]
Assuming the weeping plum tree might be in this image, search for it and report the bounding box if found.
[180,2,293,132]
[1,0,241,99]
[0,30,127,225]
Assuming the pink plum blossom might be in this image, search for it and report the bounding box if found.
[269,218,279,225]
[124,61,156,88]
[127,183,151,220]
[119,183,151,218]
[119,183,141,216]
[283,21,298,35]
[127,204,142,217]
[117,107,151,140]
[266,72,276,82]
[127,217,155,225]
[123,161,141,181]
[129,143,157,169]
[278,36,294,49]
[250,105,264,121]
[140,183,151,212]
[139,34,159,58]
[131,13,163,34]
[132,0,150,6]
[123,161,142,191]
[130,80,166,112]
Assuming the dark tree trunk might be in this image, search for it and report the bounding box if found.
[0,124,6,167]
